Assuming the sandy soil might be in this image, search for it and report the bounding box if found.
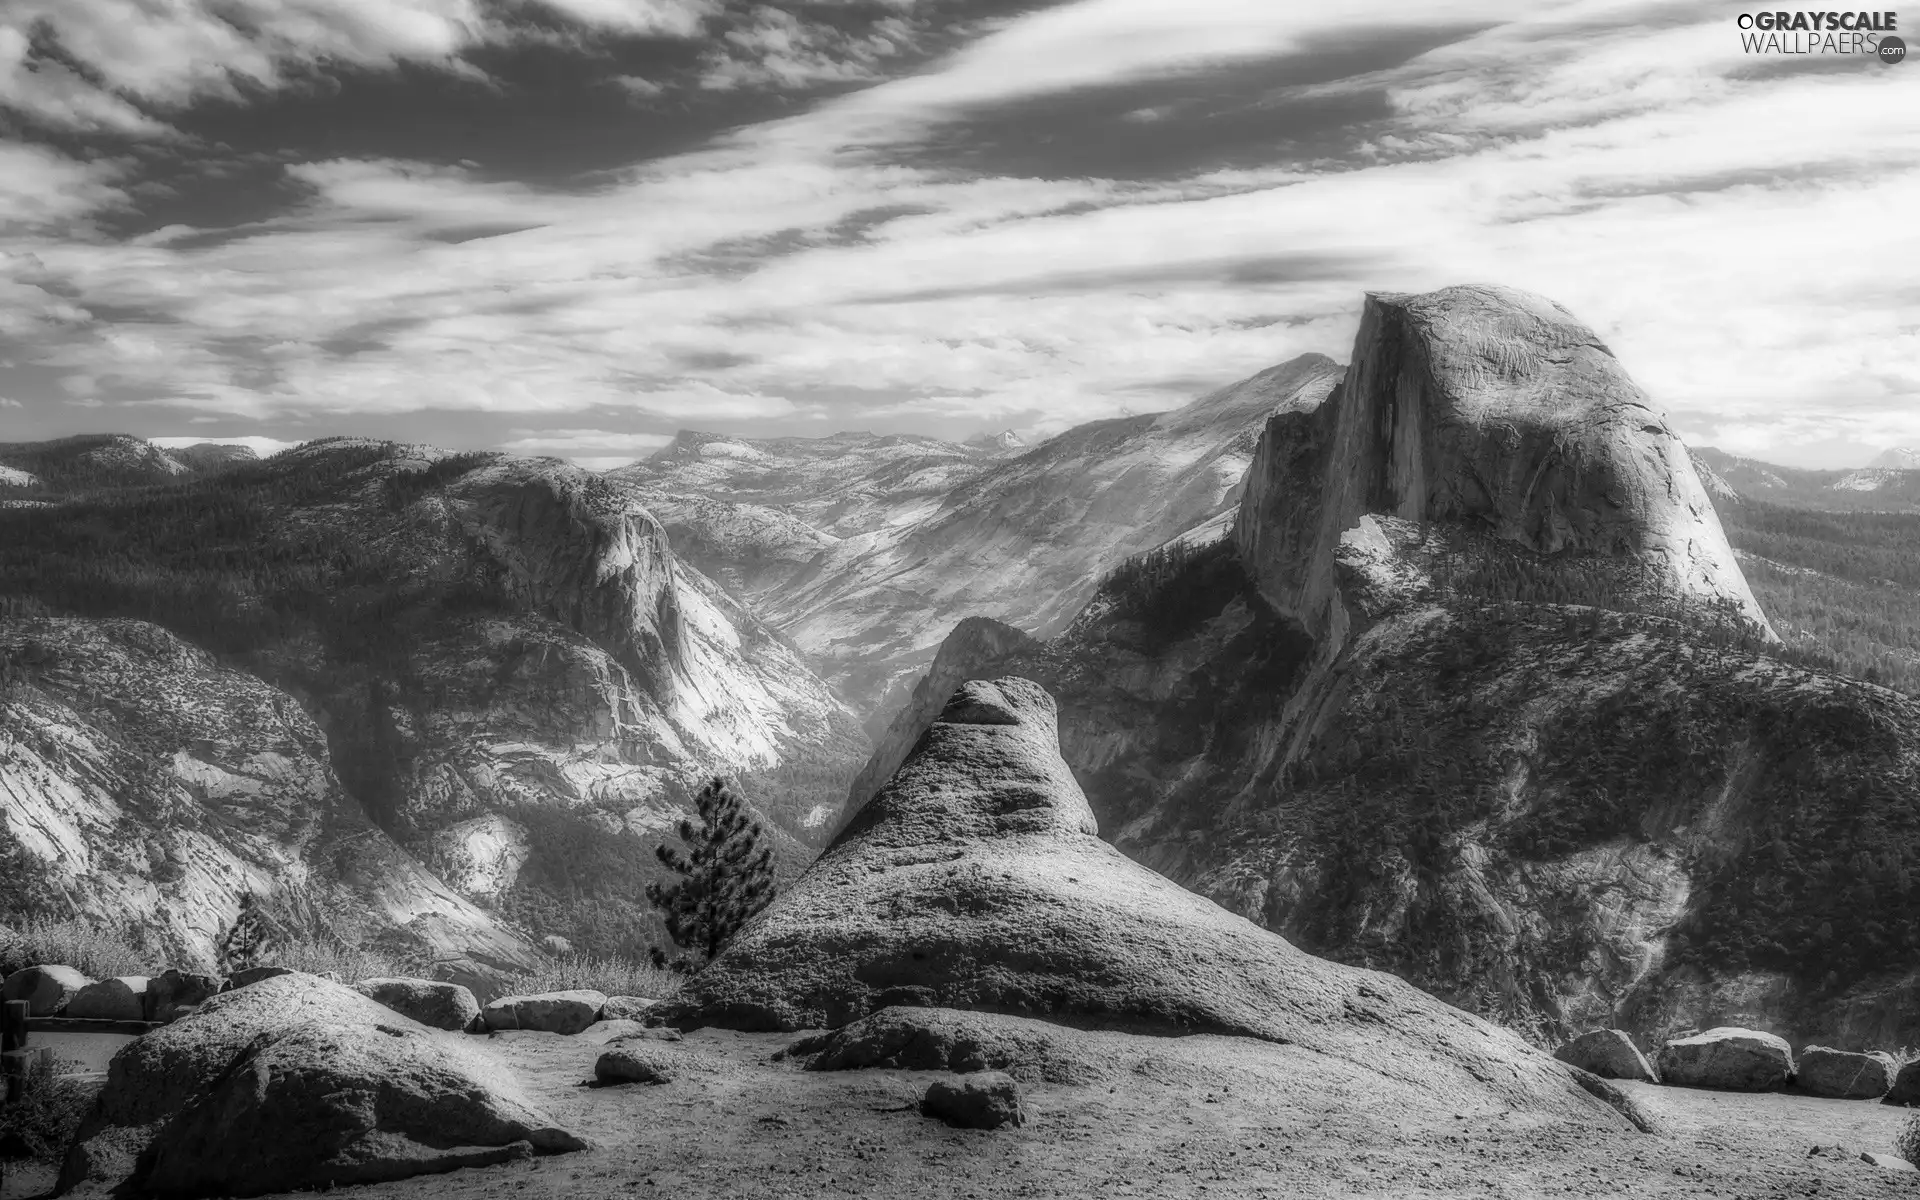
[7,1026,1920,1200]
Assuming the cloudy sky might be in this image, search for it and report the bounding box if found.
[1,0,1915,468]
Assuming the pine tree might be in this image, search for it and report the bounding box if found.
[646,777,776,973]
[217,891,274,974]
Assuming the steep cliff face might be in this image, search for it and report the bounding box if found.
[0,440,867,960]
[453,459,687,700]
[0,618,536,976]
[855,286,1920,1054]
[1236,287,1771,653]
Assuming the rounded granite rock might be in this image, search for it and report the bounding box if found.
[652,677,1637,1128]
[58,971,585,1196]
[1656,1028,1794,1091]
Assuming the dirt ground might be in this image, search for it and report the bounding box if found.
[7,1026,1920,1200]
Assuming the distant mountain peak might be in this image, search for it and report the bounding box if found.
[1870,447,1920,470]
[965,429,1026,453]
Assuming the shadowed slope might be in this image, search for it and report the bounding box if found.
[656,678,1633,1126]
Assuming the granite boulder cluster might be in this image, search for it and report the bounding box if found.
[1556,1024,1907,1102]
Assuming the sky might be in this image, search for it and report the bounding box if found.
[0,1,1916,469]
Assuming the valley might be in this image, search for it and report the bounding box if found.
[4,282,1920,1084]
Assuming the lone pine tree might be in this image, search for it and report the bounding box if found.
[646,777,776,972]
[217,891,274,973]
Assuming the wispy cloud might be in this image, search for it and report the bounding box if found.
[1,0,1916,465]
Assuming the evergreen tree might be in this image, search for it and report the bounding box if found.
[646,777,776,972]
[217,891,274,973]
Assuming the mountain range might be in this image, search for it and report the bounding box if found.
[4,286,1919,1058]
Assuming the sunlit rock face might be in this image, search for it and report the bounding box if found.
[853,286,1918,1056]
[1236,285,1772,655]
[0,440,868,967]
[657,678,1635,1135]
[0,617,537,977]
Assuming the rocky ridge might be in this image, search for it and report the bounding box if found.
[624,356,1342,722]
[658,676,1636,1132]
[0,439,867,964]
[851,286,1920,1054]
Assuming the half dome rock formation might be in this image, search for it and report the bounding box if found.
[1235,285,1772,653]
[657,678,1633,1127]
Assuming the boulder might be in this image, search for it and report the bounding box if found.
[600,995,657,1021]
[652,678,1635,1128]
[226,965,297,990]
[1863,1152,1918,1171]
[1554,1029,1658,1083]
[147,968,223,1023]
[1796,1046,1895,1099]
[64,976,148,1023]
[481,989,606,1035]
[58,971,586,1196]
[810,1006,1104,1084]
[1656,1027,1793,1091]
[1885,1059,1920,1106]
[922,1072,1024,1130]
[595,1042,684,1085]
[2,965,90,1016]
[353,977,482,1033]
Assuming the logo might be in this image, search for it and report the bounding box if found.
[1737,10,1901,57]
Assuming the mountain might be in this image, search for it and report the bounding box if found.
[0,617,536,982]
[1689,447,1920,513]
[607,430,998,608]
[854,285,1920,1053]
[1871,447,1920,470]
[0,434,194,492]
[622,356,1343,724]
[1683,448,1920,693]
[964,429,1027,453]
[164,441,262,471]
[658,673,1637,1134]
[0,439,867,965]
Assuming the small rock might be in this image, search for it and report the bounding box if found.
[225,966,296,991]
[921,1071,1025,1130]
[596,1043,682,1085]
[2,965,91,1016]
[353,977,482,1033]
[1554,1029,1657,1082]
[1656,1027,1793,1091]
[147,969,223,1024]
[600,996,657,1022]
[481,990,608,1035]
[1796,1046,1895,1100]
[1862,1152,1918,1171]
[65,976,149,1022]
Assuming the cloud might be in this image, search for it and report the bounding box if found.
[699,6,921,91]
[1,0,1916,468]
[0,0,714,134]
